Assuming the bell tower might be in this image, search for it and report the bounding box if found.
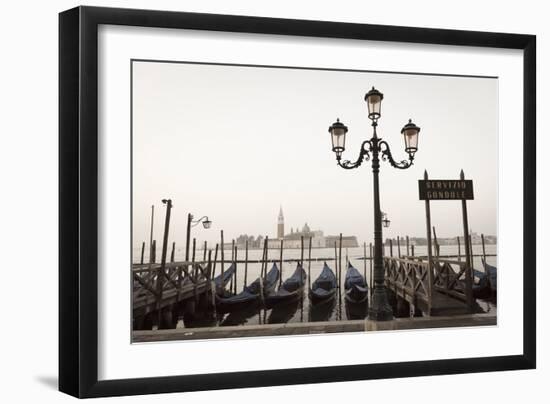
[277,206,284,239]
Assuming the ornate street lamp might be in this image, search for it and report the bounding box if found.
[329,119,348,160]
[328,87,420,321]
[190,215,212,229]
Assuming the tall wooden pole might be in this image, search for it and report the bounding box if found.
[182,212,192,295]
[203,241,207,262]
[149,205,154,266]
[212,243,218,278]
[406,236,410,257]
[481,233,487,271]
[424,170,434,314]
[300,236,304,266]
[307,236,312,289]
[185,213,192,267]
[433,226,440,257]
[363,242,367,282]
[397,236,401,258]
[244,239,248,287]
[460,169,473,312]
[334,241,338,287]
[207,249,215,311]
[156,199,172,326]
[170,242,175,263]
[243,239,248,289]
[266,236,270,271]
[469,234,475,271]
[233,245,238,294]
[457,236,462,261]
[151,240,156,263]
[192,237,197,304]
[279,239,284,287]
[140,241,145,265]
[220,230,225,278]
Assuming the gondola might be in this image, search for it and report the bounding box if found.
[265,263,307,308]
[472,269,490,298]
[212,262,237,293]
[308,262,337,305]
[472,261,497,299]
[485,262,497,292]
[344,261,369,304]
[216,263,280,312]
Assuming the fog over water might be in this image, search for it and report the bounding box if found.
[132,61,498,251]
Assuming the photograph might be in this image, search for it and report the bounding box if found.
[131,60,498,342]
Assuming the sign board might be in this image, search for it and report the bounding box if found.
[418,179,474,200]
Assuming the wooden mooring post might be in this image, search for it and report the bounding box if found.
[406,236,410,257]
[151,240,157,263]
[279,239,284,287]
[244,240,248,287]
[149,204,154,266]
[192,237,198,304]
[233,245,238,294]
[433,226,440,257]
[333,241,338,287]
[212,243,218,278]
[307,236,312,290]
[220,230,225,278]
[140,241,145,265]
[363,242,367,282]
[397,236,401,258]
[170,242,175,263]
[259,237,268,306]
[481,233,487,271]
[423,170,434,314]
[156,199,172,327]
[301,235,305,266]
[460,169,474,311]
[207,249,216,312]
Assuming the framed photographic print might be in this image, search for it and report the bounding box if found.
[59,6,536,398]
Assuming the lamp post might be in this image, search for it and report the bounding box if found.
[328,87,420,321]
[185,214,212,264]
[382,212,391,229]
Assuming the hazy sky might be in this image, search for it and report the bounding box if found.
[132,60,498,248]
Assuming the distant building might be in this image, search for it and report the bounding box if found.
[268,207,358,249]
[277,206,284,239]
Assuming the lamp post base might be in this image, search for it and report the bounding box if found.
[368,288,394,321]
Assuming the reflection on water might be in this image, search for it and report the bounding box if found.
[133,244,497,330]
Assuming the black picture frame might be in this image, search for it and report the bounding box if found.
[59,5,536,398]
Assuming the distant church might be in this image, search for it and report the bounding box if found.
[277,206,285,239]
[271,206,358,249]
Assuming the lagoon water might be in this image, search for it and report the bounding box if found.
[133,243,497,330]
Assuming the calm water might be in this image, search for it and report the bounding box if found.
[133,243,497,330]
